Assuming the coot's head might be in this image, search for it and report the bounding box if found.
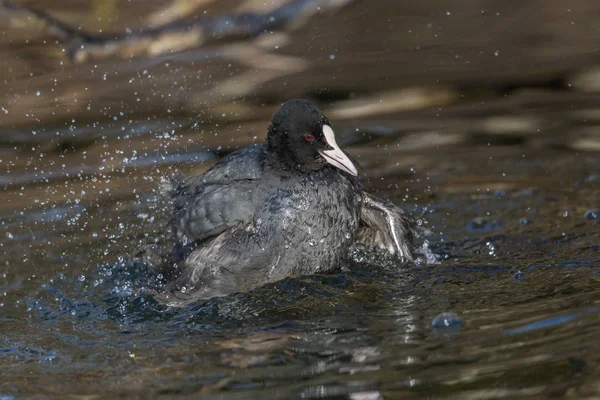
[267,99,357,176]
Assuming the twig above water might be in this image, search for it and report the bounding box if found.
[0,0,354,63]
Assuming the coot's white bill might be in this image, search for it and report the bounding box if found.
[318,125,358,176]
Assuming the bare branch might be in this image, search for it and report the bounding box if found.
[1,0,355,63]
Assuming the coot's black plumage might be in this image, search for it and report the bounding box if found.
[155,99,416,305]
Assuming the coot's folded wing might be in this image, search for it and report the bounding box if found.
[170,144,266,243]
[172,181,258,242]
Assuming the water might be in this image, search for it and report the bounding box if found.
[2,0,600,398]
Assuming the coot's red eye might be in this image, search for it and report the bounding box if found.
[304,134,315,142]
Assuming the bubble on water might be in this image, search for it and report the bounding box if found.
[78,275,85,282]
[345,232,352,240]
[329,54,336,60]
[44,353,58,364]
[513,270,525,281]
[35,91,41,96]
[518,217,531,225]
[71,310,76,316]
[432,312,464,336]
[180,286,187,293]
[5,232,13,239]
[308,239,317,247]
[562,210,569,217]
[584,209,599,220]
[494,50,499,56]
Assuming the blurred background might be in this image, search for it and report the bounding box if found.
[1,1,600,399]
[1,0,599,215]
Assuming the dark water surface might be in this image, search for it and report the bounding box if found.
[1,1,600,398]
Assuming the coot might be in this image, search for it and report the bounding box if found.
[153,99,417,305]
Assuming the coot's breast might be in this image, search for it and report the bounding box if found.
[252,168,361,280]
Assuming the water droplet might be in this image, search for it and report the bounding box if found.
[419,240,441,265]
[329,54,335,60]
[584,209,600,220]
[35,90,41,96]
[486,241,496,256]
[78,275,85,282]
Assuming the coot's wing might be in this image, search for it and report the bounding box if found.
[357,192,417,261]
[170,145,266,243]
[159,220,282,306]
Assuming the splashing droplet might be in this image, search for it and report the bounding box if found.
[486,241,496,256]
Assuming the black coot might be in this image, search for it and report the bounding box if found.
[152,99,417,305]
